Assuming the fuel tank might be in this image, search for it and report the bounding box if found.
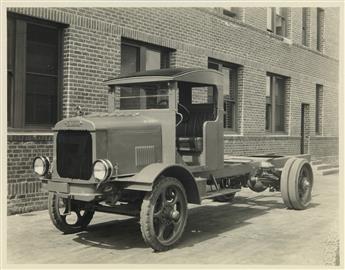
[54,111,163,176]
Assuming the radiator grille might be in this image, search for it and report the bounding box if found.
[135,145,155,167]
[56,130,92,180]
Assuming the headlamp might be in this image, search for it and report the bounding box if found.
[33,156,50,176]
[93,159,113,181]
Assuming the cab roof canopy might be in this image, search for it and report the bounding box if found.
[104,68,223,87]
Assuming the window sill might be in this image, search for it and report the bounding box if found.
[7,129,54,136]
[266,31,285,41]
[264,132,289,137]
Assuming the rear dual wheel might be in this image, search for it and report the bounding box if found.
[281,158,313,210]
[140,177,188,251]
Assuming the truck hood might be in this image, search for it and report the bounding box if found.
[53,111,160,131]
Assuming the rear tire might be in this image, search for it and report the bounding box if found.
[48,192,95,234]
[281,158,313,210]
[140,177,188,251]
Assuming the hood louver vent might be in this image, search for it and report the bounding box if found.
[135,145,156,167]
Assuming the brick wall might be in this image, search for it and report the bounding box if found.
[7,135,53,214]
[244,8,268,31]
[324,8,339,59]
[291,8,303,45]
[6,7,339,214]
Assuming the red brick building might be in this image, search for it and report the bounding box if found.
[6,7,339,214]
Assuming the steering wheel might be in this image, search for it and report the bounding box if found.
[177,103,190,126]
[157,99,169,108]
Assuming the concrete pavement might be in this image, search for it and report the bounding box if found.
[6,173,341,265]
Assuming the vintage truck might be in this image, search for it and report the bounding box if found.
[33,68,313,251]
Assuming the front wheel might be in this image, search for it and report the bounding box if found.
[48,192,95,234]
[140,177,188,251]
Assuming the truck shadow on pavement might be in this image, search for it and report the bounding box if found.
[73,193,319,251]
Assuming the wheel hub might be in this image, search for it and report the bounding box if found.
[161,205,180,221]
[170,209,180,220]
[301,177,310,191]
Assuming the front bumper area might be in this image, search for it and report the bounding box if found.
[42,179,103,202]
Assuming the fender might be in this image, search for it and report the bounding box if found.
[123,163,201,204]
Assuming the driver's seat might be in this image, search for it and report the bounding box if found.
[176,104,215,153]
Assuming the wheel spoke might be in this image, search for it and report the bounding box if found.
[172,218,182,234]
[153,210,163,219]
[157,223,167,241]
[167,192,179,206]
[161,187,168,207]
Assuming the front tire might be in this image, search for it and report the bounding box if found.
[140,177,188,251]
[48,192,95,234]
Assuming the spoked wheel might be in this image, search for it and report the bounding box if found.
[140,177,188,251]
[48,192,95,234]
[281,158,313,210]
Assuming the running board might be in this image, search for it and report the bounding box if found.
[201,189,241,200]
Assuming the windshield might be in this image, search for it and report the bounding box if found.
[112,83,169,110]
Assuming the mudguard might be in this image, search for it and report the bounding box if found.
[123,163,201,204]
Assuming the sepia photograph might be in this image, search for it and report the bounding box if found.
[0,0,343,268]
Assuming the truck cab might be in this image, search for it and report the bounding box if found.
[105,68,224,171]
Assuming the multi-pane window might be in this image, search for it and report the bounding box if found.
[267,7,288,37]
[208,59,238,131]
[121,39,170,74]
[315,84,323,134]
[266,74,286,132]
[120,39,171,109]
[7,13,64,129]
[302,8,309,46]
[317,8,325,52]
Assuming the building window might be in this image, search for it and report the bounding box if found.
[315,84,323,134]
[302,8,309,46]
[317,8,325,52]
[208,59,238,131]
[7,13,64,129]
[267,7,288,37]
[120,38,171,109]
[266,74,286,132]
[121,38,170,74]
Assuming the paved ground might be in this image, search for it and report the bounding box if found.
[6,173,340,266]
